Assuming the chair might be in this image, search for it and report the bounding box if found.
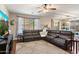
[40,28,48,37]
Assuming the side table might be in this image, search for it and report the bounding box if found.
[72,39,79,54]
[72,36,79,54]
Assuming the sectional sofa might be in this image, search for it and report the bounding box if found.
[23,30,74,52]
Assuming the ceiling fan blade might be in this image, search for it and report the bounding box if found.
[37,4,56,13]
[49,8,56,10]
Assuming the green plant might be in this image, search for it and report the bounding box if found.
[0,20,8,36]
[10,20,14,25]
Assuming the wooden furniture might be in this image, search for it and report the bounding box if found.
[72,36,79,54]
[11,40,17,54]
[73,40,79,54]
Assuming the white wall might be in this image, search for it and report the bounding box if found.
[40,17,51,29]
[0,4,8,16]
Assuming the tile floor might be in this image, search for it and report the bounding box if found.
[16,40,69,54]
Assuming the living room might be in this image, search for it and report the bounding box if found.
[0,4,79,54]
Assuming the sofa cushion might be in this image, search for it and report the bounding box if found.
[24,35,40,39]
[48,30,60,33]
[24,33,32,36]
[46,35,56,39]
[59,35,71,40]
[32,33,39,35]
[52,38,66,46]
[60,31,72,35]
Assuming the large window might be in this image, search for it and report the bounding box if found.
[24,18,34,30]
[24,18,41,30]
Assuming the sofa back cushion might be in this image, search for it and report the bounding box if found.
[23,30,42,36]
[47,30,60,33]
[60,31,74,40]
[47,30,74,40]
[47,30,60,36]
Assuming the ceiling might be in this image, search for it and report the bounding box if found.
[5,4,79,20]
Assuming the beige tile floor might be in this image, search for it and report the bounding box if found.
[16,40,69,54]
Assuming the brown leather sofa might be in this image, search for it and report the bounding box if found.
[23,30,42,42]
[23,30,74,51]
[45,30,74,50]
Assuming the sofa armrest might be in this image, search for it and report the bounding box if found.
[59,35,71,41]
[64,39,72,50]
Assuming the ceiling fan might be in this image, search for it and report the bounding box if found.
[38,4,56,13]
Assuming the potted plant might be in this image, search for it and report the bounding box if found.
[0,19,8,36]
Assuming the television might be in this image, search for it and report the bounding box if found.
[0,10,9,36]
